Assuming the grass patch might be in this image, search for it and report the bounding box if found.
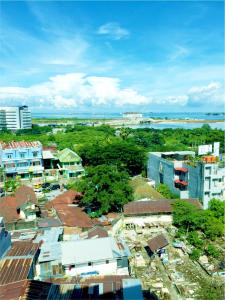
[130,176,164,200]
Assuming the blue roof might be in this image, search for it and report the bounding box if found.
[122,279,143,300]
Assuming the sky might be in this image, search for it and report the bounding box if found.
[0,0,224,113]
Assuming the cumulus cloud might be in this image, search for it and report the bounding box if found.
[97,22,130,40]
[0,75,223,110]
[0,73,148,108]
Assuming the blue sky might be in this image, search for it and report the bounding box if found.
[0,1,224,113]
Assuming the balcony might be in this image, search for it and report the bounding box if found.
[174,167,188,173]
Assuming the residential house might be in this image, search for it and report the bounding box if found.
[123,199,201,229]
[37,237,130,279]
[0,141,44,180]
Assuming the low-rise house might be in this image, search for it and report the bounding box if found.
[0,141,44,180]
[57,148,85,179]
[123,199,201,229]
[147,234,169,254]
[0,186,39,228]
[37,237,130,279]
[43,147,85,179]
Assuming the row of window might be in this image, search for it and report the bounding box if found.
[4,161,41,168]
[6,151,39,159]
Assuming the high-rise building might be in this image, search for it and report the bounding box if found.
[0,106,32,130]
[148,151,225,209]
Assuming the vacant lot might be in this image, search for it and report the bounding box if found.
[130,176,164,200]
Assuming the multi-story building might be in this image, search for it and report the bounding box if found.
[0,106,32,130]
[0,141,44,179]
[123,112,143,119]
[148,151,225,209]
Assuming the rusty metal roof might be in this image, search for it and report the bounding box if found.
[5,241,39,258]
[88,226,108,239]
[147,234,169,252]
[54,204,94,228]
[0,258,33,285]
[0,141,41,150]
[124,199,202,215]
[0,280,28,300]
[124,200,173,215]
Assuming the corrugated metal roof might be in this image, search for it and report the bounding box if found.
[5,241,39,258]
[0,141,41,150]
[38,242,62,263]
[60,237,128,266]
[124,200,173,215]
[124,199,202,215]
[88,226,108,239]
[147,234,169,252]
[57,148,82,163]
[34,227,63,244]
[0,258,33,285]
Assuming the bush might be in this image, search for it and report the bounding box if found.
[190,248,202,261]
[205,244,220,259]
[156,184,178,199]
[187,232,204,249]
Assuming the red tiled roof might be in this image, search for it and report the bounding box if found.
[0,141,41,150]
[45,190,82,209]
[147,234,169,252]
[54,204,94,228]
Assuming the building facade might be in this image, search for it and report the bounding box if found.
[0,106,32,130]
[0,141,44,179]
[148,151,225,209]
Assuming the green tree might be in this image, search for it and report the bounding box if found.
[187,232,204,249]
[70,164,133,216]
[208,198,225,222]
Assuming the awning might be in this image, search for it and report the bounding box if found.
[174,167,188,172]
[174,179,188,186]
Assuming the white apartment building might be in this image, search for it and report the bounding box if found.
[0,106,32,130]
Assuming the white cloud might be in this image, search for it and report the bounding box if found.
[97,22,130,40]
[0,73,148,108]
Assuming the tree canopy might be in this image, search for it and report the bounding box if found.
[70,164,133,216]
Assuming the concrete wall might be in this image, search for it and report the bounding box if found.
[0,227,11,258]
[124,215,172,227]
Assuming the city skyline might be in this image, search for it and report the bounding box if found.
[0,1,224,112]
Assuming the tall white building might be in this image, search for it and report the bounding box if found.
[0,106,32,130]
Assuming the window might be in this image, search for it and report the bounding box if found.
[20,152,25,158]
[88,262,92,266]
[33,151,38,157]
[106,260,109,264]
[7,154,12,159]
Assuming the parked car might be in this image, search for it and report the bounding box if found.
[49,183,60,190]
[42,182,51,189]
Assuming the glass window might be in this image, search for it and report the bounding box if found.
[33,151,38,157]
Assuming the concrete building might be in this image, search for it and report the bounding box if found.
[0,106,32,130]
[0,217,11,258]
[0,141,44,179]
[123,112,143,119]
[148,151,225,209]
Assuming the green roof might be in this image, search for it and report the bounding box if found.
[57,148,82,163]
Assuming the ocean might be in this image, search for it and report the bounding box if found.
[33,112,225,130]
